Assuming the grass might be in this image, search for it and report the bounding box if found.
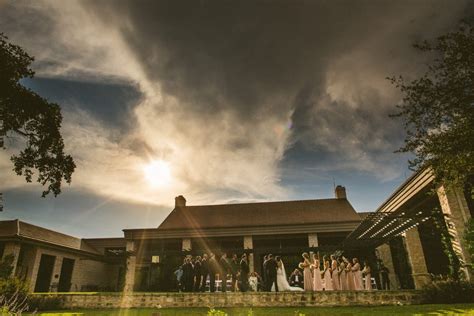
[26,304,474,315]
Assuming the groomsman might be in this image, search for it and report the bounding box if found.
[219,253,230,292]
[266,254,278,292]
[230,254,240,291]
[240,253,250,292]
[262,255,269,290]
[208,253,218,292]
[200,254,209,292]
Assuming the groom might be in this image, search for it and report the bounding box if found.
[266,254,278,292]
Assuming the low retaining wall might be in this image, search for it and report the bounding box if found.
[31,291,423,309]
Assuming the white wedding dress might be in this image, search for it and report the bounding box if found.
[271,261,304,292]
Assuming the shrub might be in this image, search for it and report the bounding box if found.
[28,295,64,311]
[0,277,31,314]
[422,279,474,304]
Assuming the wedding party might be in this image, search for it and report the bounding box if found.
[174,252,375,293]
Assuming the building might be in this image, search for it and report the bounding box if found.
[1,186,366,292]
[0,220,125,292]
[124,186,363,291]
[346,169,473,288]
[1,172,472,292]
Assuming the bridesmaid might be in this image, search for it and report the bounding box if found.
[362,260,372,291]
[331,255,340,290]
[311,253,323,291]
[323,259,333,291]
[339,258,348,290]
[352,258,363,290]
[345,257,355,290]
[299,252,313,291]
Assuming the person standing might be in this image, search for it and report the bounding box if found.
[262,255,269,291]
[193,256,202,292]
[174,263,184,292]
[331,255,340,290]
[352,258,363,290]
[323,259,333,291]
[339,258,348,290]
[311,253,323,291]
[230,254,240,291]
[208,253,218,292]
[299,252,313,291]
[344,257,355,290]
[240,253,250,292]
[182,257,194,292]
[200,254,209,292]
[380,264,390,290]
[266,254,278,292]
[362,260,372,291]
[219,253,230,292]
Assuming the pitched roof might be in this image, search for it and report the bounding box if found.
[0,220,102,255]
[158,198,360,230]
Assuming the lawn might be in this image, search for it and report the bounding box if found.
[28,304,474,316]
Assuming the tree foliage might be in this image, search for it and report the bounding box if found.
[0,33,75,197]
[465,219,474,266]
[389,22,474,189]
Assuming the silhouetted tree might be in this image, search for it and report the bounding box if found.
[389,22,474,191]
[0,33,75,197]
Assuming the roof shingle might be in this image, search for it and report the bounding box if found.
[158,198,360,230]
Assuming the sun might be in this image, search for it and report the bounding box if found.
[143,160,172,187]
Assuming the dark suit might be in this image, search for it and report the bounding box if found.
[262,259,269,290]
[240,259,250,292]
[182,261,194,292]
[289,273,303,288]
[266,258,278,292]
[219,257,230,292]
[193,261,202,292]
[208,257,218,292]
[200,259,209,292]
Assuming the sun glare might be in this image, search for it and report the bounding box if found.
[143,160,172,187]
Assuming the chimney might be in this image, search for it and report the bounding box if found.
[335,185,347,199]
[175,195,186,207]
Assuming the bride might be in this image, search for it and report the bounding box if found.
[271,256,304,291]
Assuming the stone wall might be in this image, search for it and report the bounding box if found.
[31,291,423,310]
[70,258,120,292]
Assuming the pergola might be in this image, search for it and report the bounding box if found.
[343,169,436,249]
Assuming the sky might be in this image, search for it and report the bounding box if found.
[0,0,472,238]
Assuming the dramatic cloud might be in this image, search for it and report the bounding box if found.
[0,0,471,216]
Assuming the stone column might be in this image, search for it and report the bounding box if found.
[404,228,430,289]
[437,185,472,280]
[49,256,63,292]
[182,238,192,252]
[244,236,254,272]
[2,242,21,277]
[376,243,398,290]
[27,249,42,292]
[308,233,319,248]
[124,240,136,292]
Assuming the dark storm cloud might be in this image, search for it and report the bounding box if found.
[1,0,471,213]
[84,0,469,179]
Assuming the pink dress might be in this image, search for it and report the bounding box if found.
[312,260,323,291]
[331,260,340,290]
[323,263,333,291]
[339,262,348,290]
[301,259,313,291]
[352,263,363,290]
[346,263,355,290]
[363,266,372,291]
